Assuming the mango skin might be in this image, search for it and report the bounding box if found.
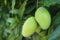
[35,7,51,30]
[22,17,37,37]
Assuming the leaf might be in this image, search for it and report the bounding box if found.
[38,0,60,6]
[7,33,15,40]
[48,25,60,40]
[0,21,5,40]
[11,0,16,14]
[25,5,35,14]
[7,28,18,40]
[4,0,7,5]
[18,0,28,19]
[9,9,19,14]
[6,18,15,24]
[52,13,60,26]
[12,0,16,10]
[6,16,18,30]
[48,13,60,36]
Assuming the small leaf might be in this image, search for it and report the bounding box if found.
[9,9,19,14]
[38,0,60,6]
[48,25,60,40]
[4,0,7,5]
[6,18,15,24]
[25,5,35,14]
[18,0,28,19]
[11,0,16,14]
[52,13,60,26]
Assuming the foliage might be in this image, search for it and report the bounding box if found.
[48,25,60,40]
[0,0,60,40]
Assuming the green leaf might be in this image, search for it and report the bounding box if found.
[25,5,35,14]
[7,33,16,40]
[0,21,5,40]
[48,13,60,36]
[6,18,15,24]
[4,0,7,5]
[38,0,60,6]
[18,0,28,19]
[48,25,60,40]
[9,9,19,14]
[7,28,18,40]
[52,13,60,26]
[6,16,18,30]
[11,0,16,13]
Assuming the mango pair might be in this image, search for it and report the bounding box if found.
[22,7,51,37]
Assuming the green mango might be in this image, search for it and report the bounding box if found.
[35,7,51,30]
[22,17,37,37]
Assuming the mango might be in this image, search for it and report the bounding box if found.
[35,7,51,30]
[22,17,37,37]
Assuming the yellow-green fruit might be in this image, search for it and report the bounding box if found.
[35,7,51,30]
[22,17,37,37]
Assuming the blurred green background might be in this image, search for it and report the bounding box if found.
[0,0,60,40]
